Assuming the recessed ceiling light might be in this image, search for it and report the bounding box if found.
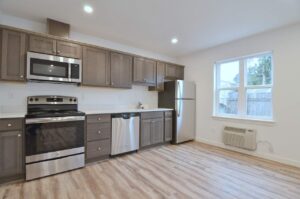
[171,37,178,44]
[84,5,93,14]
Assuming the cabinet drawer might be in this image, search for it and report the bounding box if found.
[0,118,23,131]
[87,123,111,141]
[165,111,173,118]
[141,112,164,119]
[86,114,111,123]
[86,139,111,159]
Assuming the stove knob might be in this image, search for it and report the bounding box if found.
[69,98,72,102]
[73,98,77,102]
[35,98,39,101]
[29,98,33,102]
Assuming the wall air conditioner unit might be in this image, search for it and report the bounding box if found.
[223,126,257,151]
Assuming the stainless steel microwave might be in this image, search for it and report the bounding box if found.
[27,52,82,83]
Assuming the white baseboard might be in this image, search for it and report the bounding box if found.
[196,137,300,168]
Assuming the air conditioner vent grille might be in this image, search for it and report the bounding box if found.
[223,126,257,151]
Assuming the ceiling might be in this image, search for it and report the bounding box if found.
[1,0,300,57]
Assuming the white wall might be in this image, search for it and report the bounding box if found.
[0,82,157,114]
[179,23,300,167]
[0,12,176,115]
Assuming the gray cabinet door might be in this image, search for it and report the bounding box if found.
[111,52,132,88]
[1,29,26,81]
[144,59,156,84]
[176,66,184,80]
[165,64,184,80]
[133,57,145,83]
[164,117,172,142]
[156,62,165,91]
[133,57,156,85]
[29,35,56,55]
[0,131,23,180]
[151,118,164,144]
[141,119,152,147]
[56,41,82,59]
[82,46,110,87]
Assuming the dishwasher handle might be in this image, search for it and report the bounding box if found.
[112,113,140,119]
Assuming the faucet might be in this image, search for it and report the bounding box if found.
[138,102,144,109]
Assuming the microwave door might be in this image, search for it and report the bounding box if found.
[28,58,70,82]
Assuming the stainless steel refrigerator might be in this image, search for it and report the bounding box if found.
[158,80,196,144]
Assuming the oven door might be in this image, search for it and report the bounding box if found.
[25,116,85,157]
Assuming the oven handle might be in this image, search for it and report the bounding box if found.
[26,116,85,124]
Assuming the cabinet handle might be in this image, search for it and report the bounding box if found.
[98,147,102,151]
[57,50,61,54]
[20,75,24,78]
[97,117,101,121]
[17,134,21,137]
[7,123,12,127]
[111,82,114,86]
[98,130,101,134]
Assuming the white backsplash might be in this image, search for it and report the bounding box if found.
[0,82,158,114]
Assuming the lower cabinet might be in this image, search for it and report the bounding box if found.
[164,111,173,142]
[0,118,24,183]
[86,114,111,163]
[140,112,164,148]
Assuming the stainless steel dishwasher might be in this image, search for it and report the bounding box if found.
[111,113,140,155]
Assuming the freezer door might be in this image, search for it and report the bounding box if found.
[175,80,196,99]
[175,99,196,143]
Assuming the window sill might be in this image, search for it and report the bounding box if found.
[212,115,276,126]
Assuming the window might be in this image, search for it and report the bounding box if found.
[214,52,273,120]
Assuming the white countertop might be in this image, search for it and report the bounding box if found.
[0,108,173,119]
[83,108,173,115]
[0,113,26,119]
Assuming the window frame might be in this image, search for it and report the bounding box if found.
[213,51,274,121]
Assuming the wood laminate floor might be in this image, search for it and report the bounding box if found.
[1,142,300,199]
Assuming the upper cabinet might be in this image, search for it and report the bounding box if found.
[148,61,165,92]
[82,46,110,87]
[110,52,133,89]
[29,35,82,59]
[133,57,156,85]
[29,35,56,55]
[56,41,82,59]
[165,64,184,80]
[0,29,26,81]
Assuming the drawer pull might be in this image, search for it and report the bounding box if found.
[98,147,102,151]
[98,130,101,134]
[17,134,21,137]
[97,117,101,121]
[7,123,12,127]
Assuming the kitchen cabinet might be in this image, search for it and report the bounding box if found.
[56,41,82,59]
[151,118,164,144]
[165,64,184,80]
[164,111,173,142]
[29,35,82,59]
[140,112,164,148]
[82,46,110,87]
[140,119,152,147]
[0,29,26,81]
[149,61,165,91]
[0,118,24,184]
[29,35,56,55]
[110,52,133,88]
[133,57,156,85]
[86,114,111,163]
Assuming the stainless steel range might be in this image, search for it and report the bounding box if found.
[25,96,85,180]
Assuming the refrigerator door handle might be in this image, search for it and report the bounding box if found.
[177,101,180,117]
[177,81,181,99]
